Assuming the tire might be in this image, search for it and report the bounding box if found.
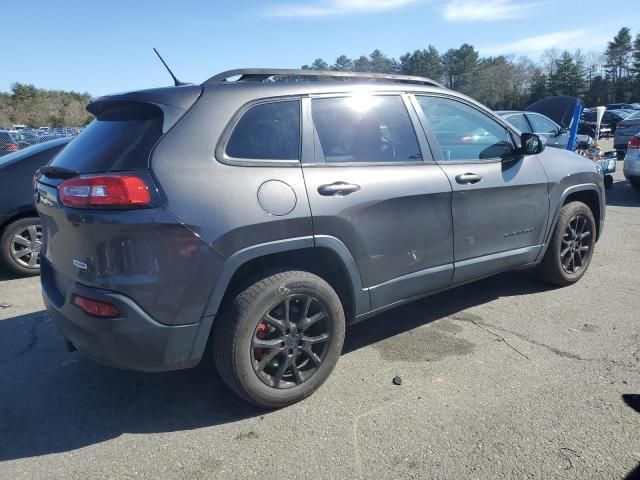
[537,202,596,287]
[0,217,43,277]
[213,270,345,408]
[630,178,640,191]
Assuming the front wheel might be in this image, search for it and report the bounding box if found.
[213,271,345,408]
[0,217,43,277]
[537,201,596,286]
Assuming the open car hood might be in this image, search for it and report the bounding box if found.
[526,96,583,130]
[526,96,584,150]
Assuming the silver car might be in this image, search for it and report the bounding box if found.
[498,110,573,149]
[614,110,640,152]
[623,133,640,190]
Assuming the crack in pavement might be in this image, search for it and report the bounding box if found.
[450,312,638,369]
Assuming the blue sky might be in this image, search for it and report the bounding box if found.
[2,0,638,96]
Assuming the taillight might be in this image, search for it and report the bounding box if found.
[629,136,640,149]
[6,143,19,152]
[58,175,152,208]
[73,295,120,317]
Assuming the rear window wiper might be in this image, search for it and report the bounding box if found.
[38,166,79,179]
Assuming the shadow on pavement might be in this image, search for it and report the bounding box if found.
[0,270,552,461]
[344,269,552,354]
[606,179,640,208]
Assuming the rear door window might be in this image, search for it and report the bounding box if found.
[526,114,558,134]
[311,95,422,163]
[49,102,163,173]
[225,100,300,161]
[504,114,531,133]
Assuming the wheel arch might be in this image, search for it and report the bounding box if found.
[0,207,39,233]
[202,236,370,322]
[536,183,603,262]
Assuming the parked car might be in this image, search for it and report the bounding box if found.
[0,130,29,156]
[498,110,574,148]
[497,97,589,151]
[606,103,640,111]
[580,109,631,137]
[0,137,72,275]
[35,69,605,408]
[614,110,640,152]
[623,133,640,190]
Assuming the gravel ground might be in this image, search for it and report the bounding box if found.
[1,150,639,479]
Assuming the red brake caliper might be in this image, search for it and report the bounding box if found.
[254,322,269,361]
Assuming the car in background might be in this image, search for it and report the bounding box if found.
[14,130,42,146]
[498,96,590,151]
[580,109,631,137]
[624,133,640,191]
[0,137,73,276]
[0,130,29,156]
[614,110,640,152]
[607,103,640,111]
[498,110,573,149]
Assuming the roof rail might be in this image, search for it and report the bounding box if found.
[202,68,445,89]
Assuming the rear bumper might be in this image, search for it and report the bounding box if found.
[41,259,213,372]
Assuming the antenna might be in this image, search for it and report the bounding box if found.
[153,48,188,86]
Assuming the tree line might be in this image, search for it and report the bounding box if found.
[2,26,640,126]
[0,83,92,128]
[301,27,640,110]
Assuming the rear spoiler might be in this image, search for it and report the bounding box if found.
[87,85,203,133]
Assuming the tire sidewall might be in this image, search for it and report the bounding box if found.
[0,217,41,277]
[233,275,345,407]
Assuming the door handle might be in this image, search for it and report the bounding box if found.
[455,173,483,184]
[318,182,361,196]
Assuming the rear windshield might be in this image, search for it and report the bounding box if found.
[50,102,163,173]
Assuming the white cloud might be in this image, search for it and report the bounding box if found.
[443,0,539,22]
[480,30,611,57]
[265,0,418,18]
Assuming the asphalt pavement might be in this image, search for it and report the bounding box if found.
[1,155,639,479]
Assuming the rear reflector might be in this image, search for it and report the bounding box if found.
[73,295,120,317]
[59,175,151,208]
[629,136,640,149]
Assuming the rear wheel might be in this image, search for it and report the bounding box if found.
[0,217,43,277]
[537,202,596,286]
[213,271,345,408]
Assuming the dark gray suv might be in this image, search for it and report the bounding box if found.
[35,69,605,408]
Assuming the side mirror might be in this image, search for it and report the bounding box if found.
[521,133,545,155]
[557,127,568,136]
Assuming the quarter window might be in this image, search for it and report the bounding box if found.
[416,96,515,161]
[311,95,422,163]
[226,100,300,160]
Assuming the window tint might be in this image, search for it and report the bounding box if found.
[504,114,531,133]
[226,100,300,160]
[311,95,421,163]
[50,102,163,173]
[527,114,557,134]
[416,96,514,161]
